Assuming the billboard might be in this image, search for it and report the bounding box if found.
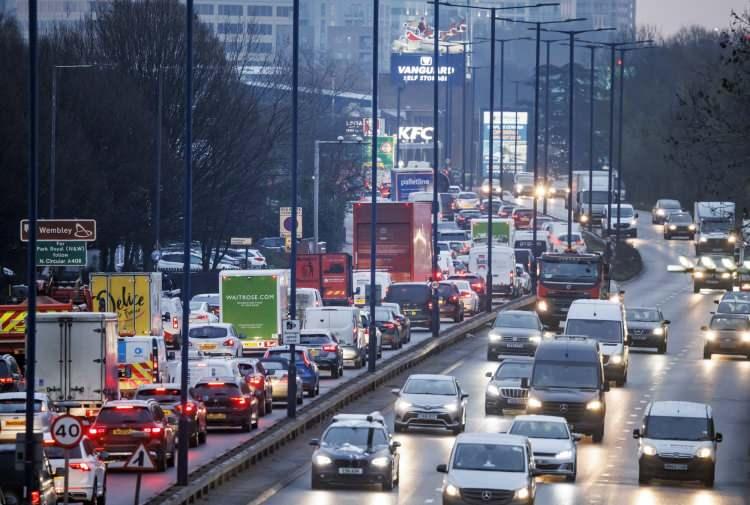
[481,110,528,178]
[391,53,465,86]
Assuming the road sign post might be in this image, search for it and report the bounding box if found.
[282,319,301,345]
[20,219,97,242]
[124,443,156,505]
[50,415,84,505]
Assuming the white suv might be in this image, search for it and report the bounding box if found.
[633,401,722,488]
[437,432,537,504]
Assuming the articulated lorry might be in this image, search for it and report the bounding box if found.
[353,202,433,282]
[220,270,290,355]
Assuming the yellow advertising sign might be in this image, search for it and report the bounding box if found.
[91,274,151,336]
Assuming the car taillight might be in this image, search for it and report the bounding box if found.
[144,425,163,436]
[248,374,264,388]
[197,314,208,320]
[322,344,338,352]
[427,302,433,310]
[0,377,14,384]
[88,425,105,436]
[449,296,458,303]
[70,462,91,471]
[176,402,197,415]
[172,317,179,329]
[223,338,235,347]
[231,397,248,407]
[383,322,395,329]
[31,491,40,505]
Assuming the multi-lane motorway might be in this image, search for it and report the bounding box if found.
[249,214,750,505]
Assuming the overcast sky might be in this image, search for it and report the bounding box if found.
[638,0,749,35]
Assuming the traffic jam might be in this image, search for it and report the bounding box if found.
[3,176,749,505]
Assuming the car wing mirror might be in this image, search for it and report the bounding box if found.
[485,371,493,378]
[572,433,583,442]
[167,351,176,360]
[309,438,320,447]
[391,388,400,396]
[715,433,723,443]
[54,467,66,478]
[663,320,671,325]
[700,325,708,331]
[461,393,469,400]
[436,463,448,473]
[603,382,610,392]
[632,429,641,439]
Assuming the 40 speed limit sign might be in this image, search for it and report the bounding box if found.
[50,415,84,449]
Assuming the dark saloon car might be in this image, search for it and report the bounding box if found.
[299,330,345,379]
[374,307,404,349]
[437,282,464,323]
[487,310,544,360]
[384,283,436,331]
[484,358,533,416]
[134,384,208,447]
[663,212,695,240]
[626,307,670,354]
[193,377,259,432]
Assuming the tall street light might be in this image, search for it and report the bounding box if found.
[369,0,379,369]
[541,37,566,214]
[467,64,487,190]
[431,0,440,336]
[441,0,558,312]
[542,26,616,250]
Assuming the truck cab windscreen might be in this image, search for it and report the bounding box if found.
[539,261,598,283]
[565,319,622,344]
[581,191,610,204]
[701,220,732,233]
[532,363,600,389]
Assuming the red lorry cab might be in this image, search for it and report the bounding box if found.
[296,253,353,305]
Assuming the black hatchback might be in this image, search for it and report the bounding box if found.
[299,330,344,379]
[385,283,435,331]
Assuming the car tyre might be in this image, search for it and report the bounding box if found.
[241,419,252,432]
[189,428,199,448]
[703,347,712,360]
[252,413,259,429]
[311,473,325,490]
[693,284,700,294]
[592,426,604,443]
[156,449,168,472]
[86,479,99,505]
[297,394,303,405]
[331,366,340,379]
[638,466,649,485]
[657,341,667,354]
[565,470,576,483]
[266,395,273,414]
[486,350,495,361]
[258,395,267,417]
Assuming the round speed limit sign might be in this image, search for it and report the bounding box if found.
[51,415,84,449]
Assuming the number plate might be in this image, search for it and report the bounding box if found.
[506,398,525,405]
[338,467,363,475]
[113,429,133,436]
[632,334,647,340]
[4,419,24,427]
[199,343,217,350]
[664,463,688,471]
[406,310,417,316]
[417,413,439,420]
[162,409,173,416]
[309,349,319,357]
[207,413,226,420]
[504,343,524,348]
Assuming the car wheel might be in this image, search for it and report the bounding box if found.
[657,341,667,354]
[156,449,168,472]
[565,470,576,483]
[315,382,320,396]
[311,472,326,490]
[453,312,461,323]
[189,428,199,448]
[693,284,700,294]
[241,419,252,432]
[382,468,395,491]
[638,466,650,485]
[703,347,712,360]
[592,427,604,443]
[486,350,495,361]
[258,395,267,417]
[252,412,259,429]
[297,394,303,405]
[331,366,340,379]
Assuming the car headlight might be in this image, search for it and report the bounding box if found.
[527,397,542,409]
[515,184,523,191]
[395,399,412,412]
[586,400,603,411]
[700,237,708,243]
[529,335,541,344]
[696,447,713,459]
[488,332,502,342]
[669,225,677,230]
[314,454,332,466]
[487,384,500,396]
[729,235,737,243]
[689,224,696,230]
[704,330,717,341]
[652,327,664,336]
[657,209,665,216]
[610,354,623,365]
[580,214,589,223]
[514,487,530,500]
[741,332,750,342]
[371,456,390,468]
[721,272,731,279]
[537,300,548,312]
[631,219,638,226]
[555,450,573,460]
[445,483,460,497]
[694,271,704,279]
[642,444,657,456]
[444,402,459,412]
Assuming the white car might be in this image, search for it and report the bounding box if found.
[508,415,578,482]
[455,192,480,210]
[0,392,56,441]
[515,263,532,294]
[437,432,537,504]
[633,401,722,487]
[47,435,107,504]
[188,323,243,357]
[169,357,243,387]
[189,301,219,324]
[157,252,203,272]
[448,279,480,314]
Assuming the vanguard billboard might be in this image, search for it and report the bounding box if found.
[391,53,465,86]
[481,110,528,177]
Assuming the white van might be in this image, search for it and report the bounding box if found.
[547,223,586,253]
[564,299,629,386]
[408,191,442,220]
[295,288,323,322]
[303,307,367,369]
[438,251,455,277]
[117,336,169,398]
[168,357,242,387]
[352,270,392,305]
[468,245,518,297]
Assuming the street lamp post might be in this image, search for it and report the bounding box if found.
[396,82,404,164]
[369,0,379,369]
[467,64,487,190]
[432,0,440,335]
[585,44,598,232]
[542,37,566,214]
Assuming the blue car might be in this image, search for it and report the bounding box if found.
[264,345,320,397]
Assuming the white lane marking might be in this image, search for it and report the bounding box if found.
[441,359,466,375]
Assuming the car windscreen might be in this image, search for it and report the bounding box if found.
[437,284,456,298]
[644,416,712,441]
[494,313,538,329]
[45,444,83,459]
[189,326,228,339]
[260,360,288,372]
[403,378,456,395]
[440,233,467,241]
[189,301,206,311]
[565,319,622,344]
[710,316,749,330]
[296,293,315,307]
[374,309,394,322]
[194,383,241,398]
[702,220,731,233]
[532,362,599,389]
[96,407,153,424]
[452,443,526,472]
[612,207,634,219]
[581,191,610,204]
[659,200,681,209]
[322,427,389,448]
[458,193,477,199]
[539,260,598,283]
[386,285,430,303]
[135,388,181,403]
[716,302,750,315]
[509,421,569,440]
[299,334,333,345]
[236,363,256,376]
[668,214,692,224]
[626,309,661,322]
[0,399,42,413]
[494,362,532,380]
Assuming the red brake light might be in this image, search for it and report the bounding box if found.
[231,397,248,407]
[144,425,163,436]
[176,402,197,415]
[155,387,166,392]
[207,382,225,387]
[70,462,91,471]
[31,491,40,505]
[115,405,134,410]
[322,344,338,352]
[172,317,179,329]
[0,377,14,384]
[223,338,235,347]
[383,322,395,329]
[449,296,458,303]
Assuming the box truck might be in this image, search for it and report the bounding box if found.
[390,164,434,201]
[295,253,353,305]
[0,296,72,360]
[90,272,162,336]
[220,270,290,355]
[33,312,120,418]
[694,201,736,255]
[353,201,433,283]
[471,219,512,245]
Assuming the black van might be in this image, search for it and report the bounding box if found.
[384,283,436,331]
[523,336,608,442]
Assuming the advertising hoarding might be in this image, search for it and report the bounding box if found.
[481,110,528,178]
[391,53,465,86]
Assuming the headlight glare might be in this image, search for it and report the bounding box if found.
[689,224,696,230]
[486,384,500,396]
[527,397,542,409]
[700,237,708,243]
[704,330,717,341]
[488,332,502,342]
[315,454,333,466]
[371,456,390,468]
[669,225,677,230]
[514,487,530,500]
[445,483,460,497]
[741,332,750,342]
[537,300,548,312]
[696,447,713,459]
[610,354,623,365]
[642,444,657,456]
[443,402,459,412]
[694,271,704,279]
[529,335,541,344]
[555,450,573,460]
[652,327,664,336]
[729,235,736,243]
[657,209,665,216]
[395,399,412,412]
[586,400,603,411]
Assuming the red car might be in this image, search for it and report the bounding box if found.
[512,208,534,229]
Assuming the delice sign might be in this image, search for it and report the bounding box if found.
[399,126,433,144]
[391,53,464,85]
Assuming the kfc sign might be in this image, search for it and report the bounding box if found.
[399,126,434,144]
